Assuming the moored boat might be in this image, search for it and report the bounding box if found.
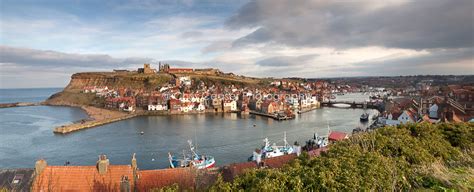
[360,113,369,121]
[168,140,215,169]
[304,133,329,151]
[250,132,295,161]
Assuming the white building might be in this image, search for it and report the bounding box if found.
[179,76,192,86]
[385,110,416,125]
[197,103,206,111]
[148,104,167,111]
[224,100,238,111]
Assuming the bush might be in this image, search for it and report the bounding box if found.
[211,123,474,191]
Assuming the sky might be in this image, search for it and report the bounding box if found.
[0,0,473,88]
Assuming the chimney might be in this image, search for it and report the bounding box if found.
[131,153,137,170]
[120,176,131,192]
[97,154,109,175]
[35,159,47,175]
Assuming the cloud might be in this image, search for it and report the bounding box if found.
[0,46,151,69]
[0,0,472,88]
[256,54,318,67]
[227,0,474,49]
[0,46,155,88]
[180,31,204,39]
[201,40,233,54]
[347,48,474,75]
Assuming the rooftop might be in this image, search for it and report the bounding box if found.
[32,165,134,192]
[329,131,348,141]
[135,168,195,191]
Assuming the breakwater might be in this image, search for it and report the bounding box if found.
[0,102,42,108]
[53,113,138,134]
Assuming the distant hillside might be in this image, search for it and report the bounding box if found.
[210,123,474,191]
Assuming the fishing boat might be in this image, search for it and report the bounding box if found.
[168,140,216,169]
[251,132,295,160]
[304,133,329,151]
[360,113,369,121]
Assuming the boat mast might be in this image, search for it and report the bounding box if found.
[284,131,289,146]
[188,140,198,158]
[168,152,175,168]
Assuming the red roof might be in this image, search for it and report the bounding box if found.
[169,99,181,105]
[106,97,135,103]
[32,165,134,192]
[168,68,193,72]
[328,131,348,141]
[221,154,297,181]
[136,168,195,191]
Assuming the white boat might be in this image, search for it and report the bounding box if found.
[304,122,331,150]
[304,132,329,151]
[251,132,295,160]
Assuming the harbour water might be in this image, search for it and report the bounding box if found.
[0,89,377,169]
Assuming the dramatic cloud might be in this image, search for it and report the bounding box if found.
[0,0,472,88]
[227,0,474,49]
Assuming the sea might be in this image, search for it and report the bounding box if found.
[0,89,376,169]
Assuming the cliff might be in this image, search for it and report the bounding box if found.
[44,71,273,106]
[45,72,173,106]
[63,72,174,91]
